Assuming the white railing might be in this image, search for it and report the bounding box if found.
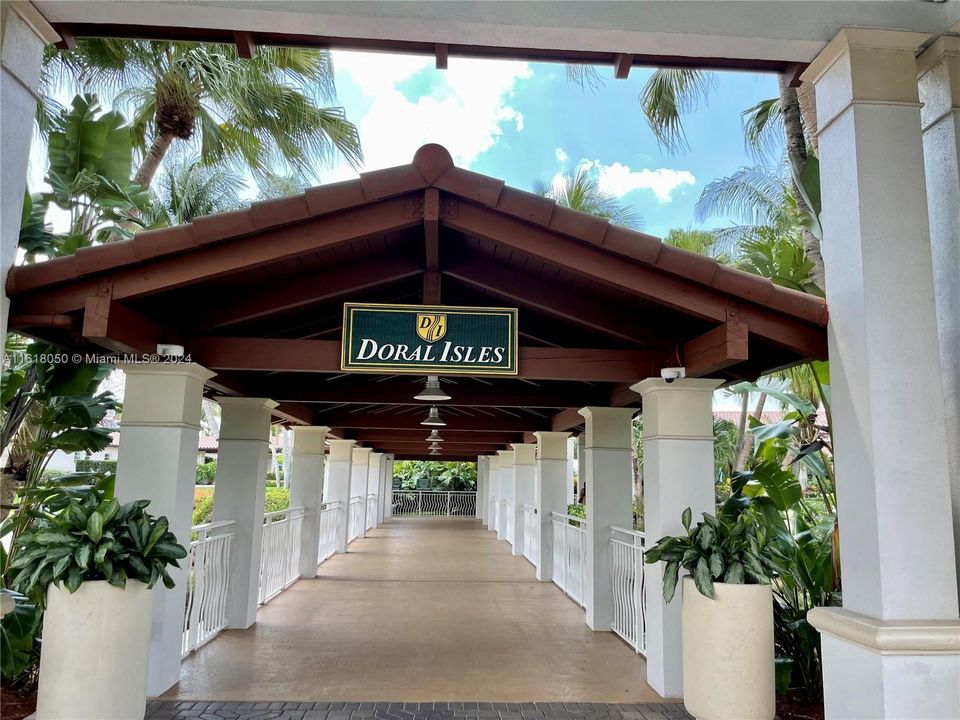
[348,496,364,542]
[317,501,340,564]
[503,498,515,545]
[182,520,235,657]
[258,506,304,605]
[522,504,539,566]
[366,493,378,530]
[610,526,647,653]
[392,490,477,517]
[551,512,587,606]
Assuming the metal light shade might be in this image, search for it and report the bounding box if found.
[414,375,451,401]
[429,449,442,456]
[428,442,443,450]
[425,430,444,442]
[421,406,446,426]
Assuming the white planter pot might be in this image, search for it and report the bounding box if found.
[37,580,153,720]
[681,576,775,720]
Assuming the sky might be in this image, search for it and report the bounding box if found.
[319,52,782,238]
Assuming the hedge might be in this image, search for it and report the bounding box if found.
[191,486,290,526]
[75,458,117,474]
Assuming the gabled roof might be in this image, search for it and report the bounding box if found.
[8,144,828,457]
[7,143,826,327]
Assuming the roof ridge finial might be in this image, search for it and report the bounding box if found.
[413,143,454,183]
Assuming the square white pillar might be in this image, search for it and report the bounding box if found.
[324,440,354,552]
[350,447,372,538]
[918,33,960,598]
[512,444,536,557]
[367,451,382,529]
[802,28,960,719]
[289,426,330,578]
[535,432,571,582]
[579,407,635,631]
[497,450,515,543]
[632,379,721,699]
[382,454,394,519]
[566,436,577,506]
[487,455,500,532]
[212,397,277,630]
[476,456,487,521]
[576,433,586,504]
[115,363,214,696]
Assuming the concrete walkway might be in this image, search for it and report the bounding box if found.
[166,517,665,703]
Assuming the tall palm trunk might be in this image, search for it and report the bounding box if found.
[734,393,767,471]
[779,74,826,290]
[134,133,175,187]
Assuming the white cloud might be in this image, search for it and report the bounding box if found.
[585,160,696,203]
[327,52,532,181]
[555,147,568,164]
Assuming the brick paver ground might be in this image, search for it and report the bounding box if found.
[145,701,693,720]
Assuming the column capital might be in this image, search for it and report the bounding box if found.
[6,1,61,45]
[351,446,373,465]
[578,407,636,450]
[497,449,515,465]
[511,443,536,465]
[633,379,721,441]
[488,454,500,469]
[534,431,571,460]
[290,425,330,455]
[217,397,277,442]
[327,439,356,463]
[120,363,215,429]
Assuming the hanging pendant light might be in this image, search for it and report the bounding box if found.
[420,406,446,426]
[425,429,444,443]
[429,449,442,456]
[428,442,443,451]
[415,375,451,401]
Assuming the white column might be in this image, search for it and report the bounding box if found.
[1,4,56,342]
[212,397,276,630]
[289,426,330,578]
[535,432,571,581]
[382,453,394,519]
[476,456,487,521]
[566,436,577,506]
[497,450,515,543]
[115,363,214,696]
[511,444,536,557]
[802,29,960,720]
[376,453,387,523]
[578,407,635,631]
[487,454,499,531]
[632,379,721,699]
[324,440,354,552]
[367,451,382,529]
[350,447,372,538]
[576,433,586,504]
[919,32,960,598]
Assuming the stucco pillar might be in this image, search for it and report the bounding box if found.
[566,436,577,506]
[383,454,394,519]
[350,447,372,538]
[511,444,536,557]
[476,456,487,521]
[289,426,330,578]
[576,433,586,503]
[487,454,499,532]
[632,379,721,698]
[802,28,960,719]
[918,31,960,600]
[497,450,515,543]
[324,440,354,552]
[1,4,56,343]
[535,432,571,581]
[115,363,214,696]
[367,451,382,529]
[578,407,635,631]
[212,397,277,630]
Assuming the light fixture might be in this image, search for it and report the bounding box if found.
[420,406,446,426]
[428,442,442,451]
[425,429,444,443]
[415,375,451,401]
[430,449,442,456]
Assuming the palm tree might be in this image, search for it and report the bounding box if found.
[533,166,642,229]
[148,156,245,226]
[45,39,362,187]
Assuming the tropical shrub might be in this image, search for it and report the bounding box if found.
[9,479,187,598]
[190,486,289,527]
[394,461,476,491]
[192,493,215,527]
[0,589,41,682]
[195,461,217,485]
[645,506,774,601]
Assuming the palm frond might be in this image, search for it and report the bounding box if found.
[742,97,783,161]
[694,166,790,228]
[150,156,245,225]
[639,68,715,154]
[535,166,642,230]
[566,64,605,92]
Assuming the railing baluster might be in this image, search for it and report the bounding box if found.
[181,520,237,657]
[609,525,646,654]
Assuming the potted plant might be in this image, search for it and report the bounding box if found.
[645,507,775,720]
[9,480,187,720]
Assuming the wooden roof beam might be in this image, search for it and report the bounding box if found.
[234,30,256,58]
[82,295,166,355]
[681,315,750,377]
[313,411,538,432]
[614,53,633,79]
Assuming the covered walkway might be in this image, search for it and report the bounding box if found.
[167,517,661,703]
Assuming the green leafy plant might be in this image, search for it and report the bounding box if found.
[9,480,187,597]
[75,458,117,475]
[644,506,773,601]
[195,460,217,485]
[0,589,41,681]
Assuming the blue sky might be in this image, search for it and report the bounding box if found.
[325,52,782,238]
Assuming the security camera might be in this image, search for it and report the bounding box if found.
[660,367,686,383]
[156,343,185,358]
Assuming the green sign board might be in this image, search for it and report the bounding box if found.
[341,303,518,375]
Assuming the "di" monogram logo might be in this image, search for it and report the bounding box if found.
[416,313,448,342]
